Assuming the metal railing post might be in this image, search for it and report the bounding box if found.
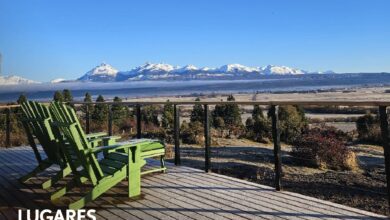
[108,104,113,136]
[5,108,11,148]
[136,104,142,139]
[174,104,181,165]
[379,106,390,212]
[85,104,90,134]
[204,104,211,172]
[271,105,282,191]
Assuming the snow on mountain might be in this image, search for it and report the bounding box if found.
[218,64,259,73]
[50,78,67,83]
[173,64,199,73]
[260,65,306,75]
[116,62,178,80]
[133,62,176,73]
[78,63,119,81]
[0,75,39,85]
[79,62,333,81]
[200,67,217,72]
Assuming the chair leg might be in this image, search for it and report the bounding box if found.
[50,176,80,200]
[160,155,166,173]
[19,162,52,183]
[42,165,72,189]
[69,176,123,210]
[128,151,141,197]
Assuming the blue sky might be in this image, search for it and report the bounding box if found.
[0,0,389,81]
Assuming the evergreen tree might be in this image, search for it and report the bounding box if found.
[141,105,159,126]
[92,95,108,122]
[223,95,241,127]
[212,104,225,127]
[246,104,271,142]
[82,92,94,114]
[253,116,271,141]
[84,92,93,103]
[272,105,307,143]
[62,89,73,102]
[211,95,242,137]
[62,89,74,107]
[111,96,128,122]
[190,97,204,123]
[252,104,264,119]
[162,101,174,129]
[53,91,64,102]
[17,94,27,104]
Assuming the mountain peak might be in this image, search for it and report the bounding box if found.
[89,63,118,76]
[218,64,259,73]
[78,63,118,81]
[261,65,306,75]
[174,64,199,73]
[135,62,175,73]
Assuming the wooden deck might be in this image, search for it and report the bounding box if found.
[0,146,386,220]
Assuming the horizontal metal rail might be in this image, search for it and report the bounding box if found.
[0,104,21,109]
[70,100,390,106]
[3,100,390,108]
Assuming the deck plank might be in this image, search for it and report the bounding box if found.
[155,160,387,219]
[0,146,386,220]
[160,165,352,219]
[169,163,388,219]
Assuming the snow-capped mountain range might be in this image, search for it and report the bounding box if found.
[79,62,334,82]
[0,62,335,85]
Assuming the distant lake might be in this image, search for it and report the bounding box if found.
[1,73,390,102]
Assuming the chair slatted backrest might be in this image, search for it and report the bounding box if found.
[50,102,104,184]
[20,101,63,164]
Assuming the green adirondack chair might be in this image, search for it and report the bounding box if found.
[49,102,166,209]
[19,101,119,189]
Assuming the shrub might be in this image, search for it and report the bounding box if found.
[245,116,271,143]
[180,121,204,144]
[292,128,357,170]
[213,116,225,137]
[356,113,381,144]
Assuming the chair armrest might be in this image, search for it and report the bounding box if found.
[86,143,136,154]
[87,134,121,147]
[86,139,162,154]
[86,132,107,139]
